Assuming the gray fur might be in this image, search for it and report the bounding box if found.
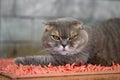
[86,18,120,65]
[14,18,120,66]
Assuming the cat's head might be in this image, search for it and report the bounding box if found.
[42,18,88,55]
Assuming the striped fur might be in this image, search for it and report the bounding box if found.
[86,18,120,65]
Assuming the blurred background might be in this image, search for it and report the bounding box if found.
[0,0,120,58]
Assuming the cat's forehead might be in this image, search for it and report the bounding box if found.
[51,29,77,36]
[45,18,83,30]
[51,30,59,36]
[45,18,83,37]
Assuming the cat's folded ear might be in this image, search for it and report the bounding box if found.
[43,22,55,31]
[72,21,84,29]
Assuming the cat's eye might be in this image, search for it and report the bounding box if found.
[69,34,77,40]
[51,35,60,40]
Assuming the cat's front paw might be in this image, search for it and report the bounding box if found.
[14,57,25,65]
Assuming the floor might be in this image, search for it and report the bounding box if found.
[0,74,120,80]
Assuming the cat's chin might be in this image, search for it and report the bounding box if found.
[59,51,69,55]
[51,50,70,55]
[51,47,77,55]
[55,50,77,55]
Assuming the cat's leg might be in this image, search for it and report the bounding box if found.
[14,55,58,66]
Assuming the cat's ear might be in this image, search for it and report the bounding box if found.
[43,22,55,31]
[72,21,84,29]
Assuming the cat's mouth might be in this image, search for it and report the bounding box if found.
[62,48,66,51]
[52,46,76,55]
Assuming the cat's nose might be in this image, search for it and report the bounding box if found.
[61,40,67,48]
[62,44,67,48]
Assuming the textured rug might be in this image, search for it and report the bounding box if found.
[0,58,120,79]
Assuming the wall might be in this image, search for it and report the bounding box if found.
[0,0,120,58]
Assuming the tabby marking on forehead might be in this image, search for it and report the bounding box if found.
[51,31,59,36]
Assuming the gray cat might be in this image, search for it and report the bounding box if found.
[14,18,120,66]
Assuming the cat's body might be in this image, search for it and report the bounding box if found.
[86,19,120,65]
[14,18,120,66]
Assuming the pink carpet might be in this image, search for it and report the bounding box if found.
[0,58,120,79]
